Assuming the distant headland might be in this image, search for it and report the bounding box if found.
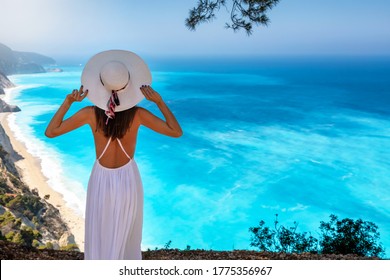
[0,42,57,75]
[0,42,61,112]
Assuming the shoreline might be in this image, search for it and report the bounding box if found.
[0,112,85,251]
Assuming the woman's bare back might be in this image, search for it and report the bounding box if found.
[89,106,141,168]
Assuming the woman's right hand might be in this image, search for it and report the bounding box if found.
[66,85,88,104]
[140,85,163,105]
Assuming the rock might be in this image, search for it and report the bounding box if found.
[46,68,63,73]
[0,71,15,91]
[52,241,60,250]
[0,205,6,215]
[0,124,23,176]
[0,98,21,112]
[59,232,76,247]
[0,240,84,260]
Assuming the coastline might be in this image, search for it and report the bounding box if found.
[0,112,85,251]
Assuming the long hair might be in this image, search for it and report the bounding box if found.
[94,106,137,139]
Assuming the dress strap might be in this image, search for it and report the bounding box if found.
[117,139,131,159]
[97,137,112,160]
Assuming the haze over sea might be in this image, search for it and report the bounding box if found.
[4,55,390,255]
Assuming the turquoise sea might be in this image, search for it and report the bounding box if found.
[4,56,390,255]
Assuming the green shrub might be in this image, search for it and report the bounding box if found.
[6,195,44,219]
[0,230,5,241]
[5,231,15,241]
[319,214,384,257]
[45,242,54,250]
[10,226,43,247]
[12,232,23,245]
[0,194,13,206]
[32,239,40,248]
[249,215,318,253]
[0,177,9,191]
[0,211,16,227]
[164,240,172,249]
[60,244,79,251]
[249,214,385,258]
[10,177,21,188]
[5,195,23,209]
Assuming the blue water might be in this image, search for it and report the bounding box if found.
[4,56,390,256]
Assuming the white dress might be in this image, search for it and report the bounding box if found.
[84,137,143,260]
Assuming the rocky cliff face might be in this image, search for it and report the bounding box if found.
[0,43,55,75]
[0,126,77,251]
[0,99,20,113]
[0,71,20,112]
[0,71,14,89]
[0,71,15,95]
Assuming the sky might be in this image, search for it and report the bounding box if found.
[1,0,390,60]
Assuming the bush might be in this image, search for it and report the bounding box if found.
[0,230,5,241]
[10,177,21,188]
[0,211,21,230]
[8,226,43,247]
[45,242,54,250]
[0,194,13,206]
[5,231,15,241]
[0,176,10,192]
[19,226,41,247]
[5,195,44,219]
[32,239,40,248]
[249,214,385,258]
[0,211,16,226]
[12,232,23,245]
[319,214,384,257]
[60,244,79,251]
[249,214,318,253]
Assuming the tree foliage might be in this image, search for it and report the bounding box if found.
[319,214,384,257]
[249,214,385,258]
[186,0,280,35]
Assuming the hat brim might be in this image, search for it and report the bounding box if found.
[81,50,152,112]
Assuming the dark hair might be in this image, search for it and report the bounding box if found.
[94,106,137,139]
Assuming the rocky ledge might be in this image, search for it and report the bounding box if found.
[0,71,20,111]
[0,71,15,96]
[0,241,381,260]
[0,99,20,113]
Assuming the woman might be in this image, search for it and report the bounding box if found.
[45,50,182,260]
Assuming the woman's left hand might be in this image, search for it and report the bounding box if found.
[66,85,88,104]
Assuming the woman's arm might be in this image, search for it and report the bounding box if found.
[139,86,183,138]
[45,86,90,138]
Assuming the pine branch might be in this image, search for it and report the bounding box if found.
[186,0,280,35]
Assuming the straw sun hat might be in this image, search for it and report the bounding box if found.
[81,50,152,113]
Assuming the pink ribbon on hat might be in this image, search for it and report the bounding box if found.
[105,90,120,125]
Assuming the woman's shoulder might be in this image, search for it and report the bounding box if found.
[79,106,96,124]
[134,106,153,117]
[79,105,95,112]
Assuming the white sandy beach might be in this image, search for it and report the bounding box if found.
[0,112,85,251]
